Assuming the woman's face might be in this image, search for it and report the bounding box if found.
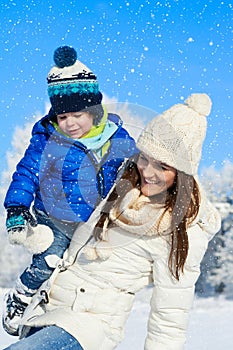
[137,153,177,197]
[57,111,93,139]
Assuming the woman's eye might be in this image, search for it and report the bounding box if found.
[161,164,174,172]
[138,154,148,165]
[139,154,147,161]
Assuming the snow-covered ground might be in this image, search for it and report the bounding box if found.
[0,287,232,349]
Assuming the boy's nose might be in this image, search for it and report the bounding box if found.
[66,116,75,125]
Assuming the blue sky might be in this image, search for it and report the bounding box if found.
[1,0,232,175]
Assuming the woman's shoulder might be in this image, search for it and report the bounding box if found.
[195,189,221,239]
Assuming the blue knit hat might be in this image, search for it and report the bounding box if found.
[47,46,103,122]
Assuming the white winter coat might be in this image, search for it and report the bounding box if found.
[20,189,221,350]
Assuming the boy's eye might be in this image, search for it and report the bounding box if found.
[58,115,67,120]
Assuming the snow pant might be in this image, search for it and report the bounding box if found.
[3,325,83,350]
[18,208,80,295]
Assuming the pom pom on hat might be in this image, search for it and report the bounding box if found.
[53,46,77,68]
[137,93,212,176]
[184,93,212,117]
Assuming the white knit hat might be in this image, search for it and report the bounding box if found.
[136,93,212,176]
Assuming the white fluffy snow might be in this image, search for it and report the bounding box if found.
[1,287,232,349]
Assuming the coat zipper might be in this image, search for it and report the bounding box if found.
[84,146,112,207]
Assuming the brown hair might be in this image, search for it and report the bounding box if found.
[93,154,200,280]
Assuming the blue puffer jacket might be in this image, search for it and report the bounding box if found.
[4,113,137,222]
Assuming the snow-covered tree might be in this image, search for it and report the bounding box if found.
[207,201,233,298]
[0,113,41,287]
[196,162,233,298]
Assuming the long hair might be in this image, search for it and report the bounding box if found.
[165,170,200,280]
[93,154,200,280]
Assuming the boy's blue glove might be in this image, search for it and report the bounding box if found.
[6,206,37,246]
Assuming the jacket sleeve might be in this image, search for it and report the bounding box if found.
[145,224,210,350]
[121,127,138,157]
[111,117,138,159]
[4,123,48,209]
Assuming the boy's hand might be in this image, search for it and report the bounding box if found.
[6,206,37,245]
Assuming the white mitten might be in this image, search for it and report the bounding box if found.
[19,224,54,254]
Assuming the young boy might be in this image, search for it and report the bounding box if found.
[3,46,137,336]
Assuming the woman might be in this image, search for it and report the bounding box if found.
[4,93,221,350]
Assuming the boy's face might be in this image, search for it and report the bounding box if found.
[57,111,93,139]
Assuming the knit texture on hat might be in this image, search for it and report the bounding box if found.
[47,46,103,118]
[136,93,212,175]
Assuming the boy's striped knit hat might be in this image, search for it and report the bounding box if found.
[47,46,103,120]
